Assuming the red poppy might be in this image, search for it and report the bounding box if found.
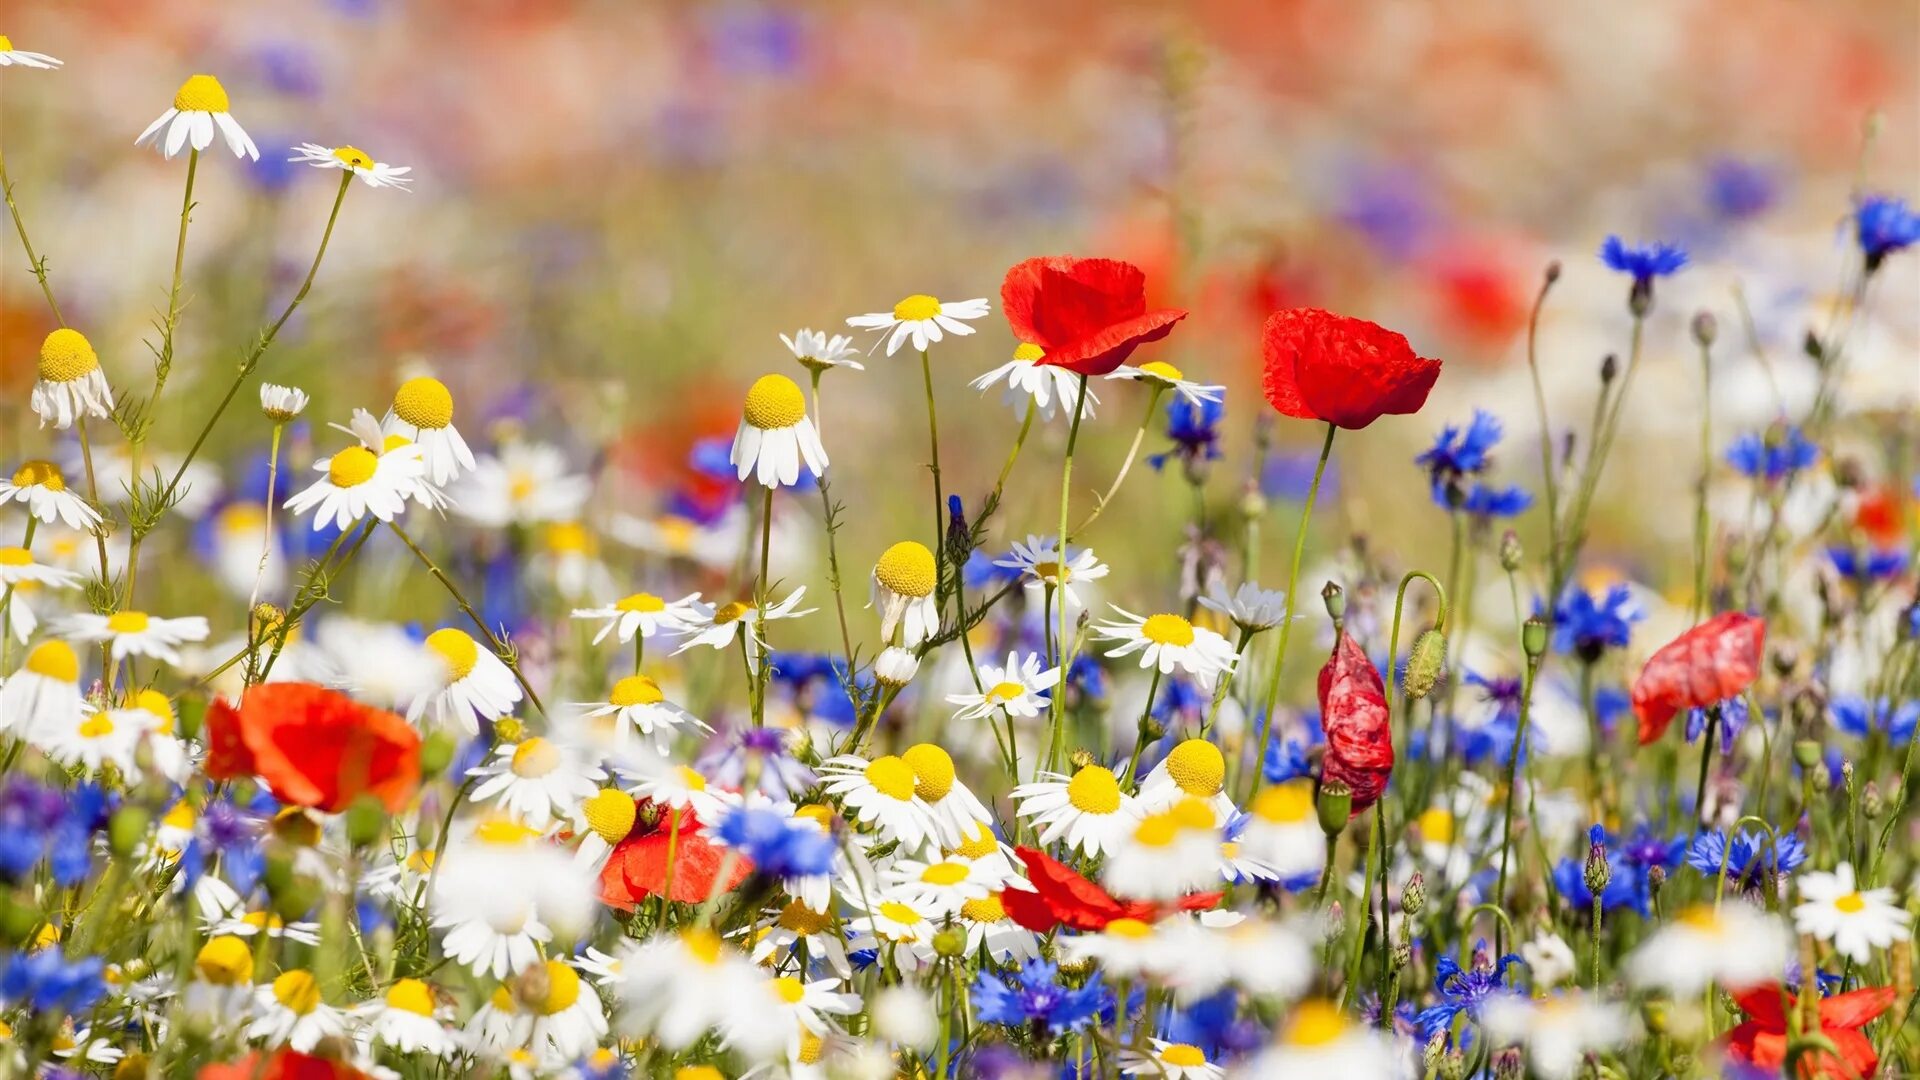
[199,1050,371,1080]
[1001,846,1221,933]
[1318,630,1393,817]
[1630,612,1766,744]
[1724,984,1894,1078]
[1261,308,1442,429]
[1001,256,1188,376]
[204,683,421,814]
[598,804,752,909]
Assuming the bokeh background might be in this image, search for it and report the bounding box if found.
[1,0,1916,644]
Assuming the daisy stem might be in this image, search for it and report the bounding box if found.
[0,146,64,325]
[143,146,201,436]
[1247,422,1336,803]
[74,416,117,689]
[1199,626,1254,740]
[0,517,35,672]
[1071,386,1165,536]
[1119,668,1163,788]
[992,397,1038,500]
[919,348,947,592]
[1048,376,1091,774]
[809,373,857,670]
[387,519,547,718]
[633,633,644,678]
[245,422,286,619]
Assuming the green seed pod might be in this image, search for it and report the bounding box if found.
[1522,617,1549,659]
[1321,580,1346,622]
[420,731,459,779]
[1792,740,1822,769]
[1316,780,1352,837]
[108,806,151,859]
[932,926,967,958]
[1404,629,1448,699]
[344,795,388,850]
[271,876,322,925]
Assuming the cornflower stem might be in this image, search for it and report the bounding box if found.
[808,373,856,669]
[1555,312,1645,594]
[0,517,38,672]
[245,422,287,617]
[1590,895,1603,990]
[1493,647,1543,953]
[0,145,66,324]
[1692,332,1714,619]
[1119,669,1163,787]
[1046,376,1090,772]
[1248,422,1337,802]
[387,519,546,718]
[1525,267,1561,546]
[1071,386,1165,536]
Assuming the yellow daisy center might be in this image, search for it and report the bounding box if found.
[544,522,593,554]
[961,893,1007,924]
[426,628,479,681]
[772,975,806,1004]
[24,640,79,682]
[1012,342,1045,362]
[1161,1044,1207,1067]
[1675,905,1722,932]
[0,547,30,566]
[195,936,253,985]
[1165,739,1226,797]
[742,373,807,430]
[919,861,970,886]
[582,789,637,844]
[682,928,723,965]
[1032,560,1069,582]
[1169,796,1216,829]
[714,600,754,625]
[1066,765,1123,814]
[1105,917,1153,939]
[77,714,115,739]
[472,818,542,846]
[893,294,942,321]
[1141,613,1196,647]
[874,541,937,598]
[510,737,560,778]
[11,460,65,491]
[271,970,321,1015]
[1416,808,1455,845]
[1136,360,1186,383]
[327,445,379,488]
[1286,1000,1349,1047]
[778,901,835,935]
[877,901,924,926]
[133,690,175,731]
[405,850,437,872]
[985,681,1028,704]
[1251,781,1315,824]
[797,1030,824,1065]
[172,74,232,113]
[864,755,917,801]
[37,328,99,383]
[677,1069,725,1080]
[610,674,665,707]
[162,801,195,830]
[393,377,454,429]
[1133,813,1180,848]
[1835,892,1867,914]
[616,592,667,613]
[385,978,435,1017]
[533,961,580,1014]
[382,434,414,454]
[106,611,150,635]
[793,803,835,831]
[673,765,709,792]
[902,743,956,802]
[950,821,998,858]
[0,37,12,51]
[331,145,375,171]
[489,985,518,1013]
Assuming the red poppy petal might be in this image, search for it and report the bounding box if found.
[1038,308,1190,376]
[601,810,752,907]
[1731,985,1790,1029]
[201,697,256,780]
[1013,846,1129,930]
[1000,885,1061,933]
[1822,1027,1880,1080]
[1318,631,1394,816]
[1632,612,1765,744]
[1261,308,1441,429]
[1818,985,1895,1030]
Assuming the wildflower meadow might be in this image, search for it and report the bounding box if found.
[0,7,1917,1080]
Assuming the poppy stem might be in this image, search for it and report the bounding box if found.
[1248,422,1337,802]
[1524,264,1561,555]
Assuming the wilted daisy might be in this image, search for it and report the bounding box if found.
[781,329,864,374]
[819,753,945,851]
[34,710,141,777]
[1625,903,1790,994]
[571,675,709,754]
[0,37,61,68]
[0,547,81,642]
[383,376,475,485]
[874,645,920,688]
[673,589,815,657]
[571,590,704,645]
[0,461,100,530]
[1239,781,1326,880]
[30,329,114,430]
[870,540,939,647]
[290,142,413,189]
[731,374,828,488]
[1095,607,1238,685]
[245,970,346,1052]
[949,651,1059,721]
[1118,1039,1224,1080]
[1105,360,1225,408]
[284,423,430,531]
[61,611,209,665]
[1010,763,1137,857]
[456,441,591,527]
[1102,796,1224,900]
[467,736,608,829]
[1792,861,1912,961]
[351,978,455,1055]
[1197,580,1291,634]
[971,342,1099,421]
[409,627,523,734]
[1240,1001,1403,1077]
[1482,994,1630,1080]
[846,294,990,356]
[615,930,785,1059]
[995,535,1110,611]
[136,74,259,160]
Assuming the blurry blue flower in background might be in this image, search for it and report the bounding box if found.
[1854,194,1920,266]
[1599,236,1688,284]
[1725,426,1818,482]
[1686,828,1807,890]
[1261,451,1338,504]
[1831,696,1918,746]
[1547,584,1643,661]
[1148,397,1223,473]
[1704,158,1779,222]
[972,959,1109,1035]
[1826,546,1907,582]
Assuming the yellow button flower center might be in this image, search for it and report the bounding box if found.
[919,861,970,886]
[772,975,806,1004]
[1835,892,1867,914]
[1137,360,1186,383]
[797,1031,824,1065]
[392,376,453,429]
[1141,613,1196,647]
[610,675,665,708]
[1133,813,1179,848]
[37,329,99,383]
[173,74,232,113]
[24,640,79,682]
[1106,917,1153,939]
[1252,781,1315,824]
[961,893,1007,923]
[0,37,13,51]
[1012,342,1045,362]
[1286,1000,1348,1047]
[385,978,435,1017]
[950,821,998,858]
[11,461,64,491]
[892,294,942,321]
[1165,739,1226,796]
[986,681,1027,704]
[874,541,937,598]
[1161,1044,1207,1067]
[271,969,321,1014]
[331,145,375,171]
[534,960,580,1014]
[327,445,379,488]
[106,611,150,635]
[582,789,637,844]
[544,522,592,554]
[742,373,807,430]
[0,548,30,566]
[1066,765,1122,814]
[877,901,924,926]
[426,627,479,680]
[510,737,560,778]
[616,592,667,613]
[678,1068,725,1080]
[778,900,834,935]
[1675,905,1722,932]
[863,755,916,801]
[902,743,956,801]
[194,936,253,986]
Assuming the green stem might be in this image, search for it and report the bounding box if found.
[920,348,946,590]
[1248,422,1337,801]
[1524,267,1561,552]
[0,145,66,325]
[388,519,546,718]
[1693,332,1714,619]
[1047,376,1091,773]
[1119,669,1163,787]
[1072,386,1165,536]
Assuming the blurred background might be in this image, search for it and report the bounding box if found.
[0,0,1915,652]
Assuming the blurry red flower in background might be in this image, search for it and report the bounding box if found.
[1630,611,1766,744]
[204,684,420,814]
[1724,984,1894,1079]
[200,1050,369,1080]
[1261,308,1442,428]
[1002,256,1188,376]
[598,804,752,908]
[1002,846,1220,932]
[1318,630,1394,817]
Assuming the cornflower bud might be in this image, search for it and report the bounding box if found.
[1583,827,1611,896]
[1646,865,1666,902]
[1402,872,1426,917]
[1544,260,1562,285]
[1691,311,1718,347]
[1600,354,1619,385]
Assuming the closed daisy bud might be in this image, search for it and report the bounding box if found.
[1404,629,1447,699]
[875,646,920,688]
[259,383,309,422]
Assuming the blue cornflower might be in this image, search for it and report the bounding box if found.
[1614,823,1687,880]
[1067,654,1107,701]
[768,651,838,692]
[964,550,1021,591]
[1599,236,1689,284]
[1854,194,1920,268]
[971,959,1109,1035]
[1705,158,1777,222]
[1551,854,1646,917]
[697,727,816,800]
[1149,397,1224,473]
[1827,546,1908,582]
[1418,411,1504,482]
[0,948,107,1015]
[1686,829,1807,890]
[1261,452,1339,503]
[1167,990,1268,1058]
[1548,584,1644,661]
[1263,736,1315,784]
[1725,426,1819,482]
[1414,943,1522,1037]
[714,806,836,878]
[1684,694,1750,752]
[1460,484,1532,518]
[1150,676,1209,727]
[1831,696,1918,746]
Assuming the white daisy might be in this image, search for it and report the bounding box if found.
[352,978,456,1055]
[1118,1039,1224,1080]
[881,854,996,916]
[781,329,864,374]
[763,972,861,1038]
[613,930,785,1060]
[731,373,829,488]
[1482,993,1630,1080]
[0,461,100,530]
[673,588,815,657]
[486,959,611,1064]
[1197,579,1292,634]
[570,590,704,645]
[245,970,347,1052]
[873,645,921,688]
[118,688,194,784]
[994,535,1110,611]
[259,382,309,421]
[1010,763,1138,858]
[1102,797,1223,901]
[0,642,85,738]
[198,879,323,946]
[1625,903,1791,995]
[845,888,942,956]
[948,651,1059,721]
[1105,359,1224,408]
[206,503,283,599]
[30,329,114,430]
[136,74,259,160]
[431,823,594,979]
[1238,781,1326,881]
[454,441,592,528]
[1162,911,1316,1003]
[0,38,61,68]
[955,891,1043,963]
[284,425,430,531]
[818,753,946,852]
[467,736,608,829]
[745,898,853,979]
[1136,738,1237,819]
[846,294,990,356]
[33,709,141,777]
[898,742,993,847]
[1059,916,1172,980]
[1792,861,1912,962]
[1240,1001,1404,1077]
[870,540,939,647]
[60,610,209,665]
[0,546,82,644]
[570,674,709,755]
[409,626,523,734]
[971,342,1100,421]
[1095,606,1238,685]
[373,379,472,491]
[617,754,738,824]
[290,142,414,189]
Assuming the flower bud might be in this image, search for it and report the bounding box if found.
[875,646,920,688]
[1522,617,1549,659]
[1583,830,1611,896]
[1628,279,1653,317]
[932,926,967,958]
[1544,260,1562,285]
[1646,864,1666,901]
[1493,1048,1524,1080]
[1238,486,1267,522]
[1793,740,1822,769]
[1600,354,1619,385]
[1498,530,1524,572]
[345,795,389,849]
[1691,311,1718,347]
[1404,629,1447,699]
[1321,581,1346,623]
[271,877,321,924]
[1640,998,1669,1036]
[1391,935,1412,972]
[0,897,44,945]
[1401,872,1426,916]
[494,717,527,744]
[108,806,151,858]
[259,383,310,423]
[1423,1032,1448,1071]
[1863,781,1885,820]
[420,731,459,779]
[1316,780,1352,836]
[114,1054,150,1080]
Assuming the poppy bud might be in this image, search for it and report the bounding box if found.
[262,851,296,896]
[175,696,205,742]
[1402,872,1426,916]
[1646,864,1666,901]
[1321,580,1346,623]
[1600,354,1619,385]
[1316,780,1352,837]
[420,731,459,779]
[108,807,150,858]
[933,926,967,958]
[1522,617,1548,659]
[272,877,321,924]
[1498,530,1523,572]
[345,795,389,849]
[1793,740,1822,769]
[1691,311,1718,347]
[1404,630,1447,699]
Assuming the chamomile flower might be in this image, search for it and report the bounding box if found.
[1136,738,1237,819]
[246,970,347,1052]
[455,441,592,527]
[781,329,864,374]
[899,742,994,845]
[995,535,1110,611]
[746,898,853,978]
[1791,862,1912,961]
[259,383,309,421]
[136,74,259,160]
[1059,917,1172,980]
[432,826,575,978]
[618,754,738,824]
[731,374,829,488]
[1009,763,1138,857]
[467,737,608,829]
[30,329,114,429]
[284,427,430,531]
[0,546,81,643]
[764,973,861,1037]
[199,882,323,946]
[1103,797,1223,901]
[1625,903,1790,994]
[1118,1039,1225,1080]
[290,142,414,189]
[571,591,704,645]
[1197,580,1291,634]
[60,611,209,665]
[871,541,939,646]
[1164,912,1316,1002]
[1241,1001,1403,1077]
[845,889,943,953]
[948,651,1059,721]
[614,930,785,1059]
[0,38,61,68]
[33,710,141,777]
[409,627,523,734]
[491,960,610,1063]
[375,377,476,487]
[881,855,996,916]
[674,588,815,657]
[0,461,100,530]
[971,342,1100,421]
[570,675,710,754]
[955,891,1042,962]
[846,294,990,356]
[818,754,945,852]
[874,645,921,687]
[1239,781,1326,880]
[353,979,456,1055]
[1095,607,1238,686]
[0,643,85,738]
[1482,994,1630,1080]
[1105,360,1224,408]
